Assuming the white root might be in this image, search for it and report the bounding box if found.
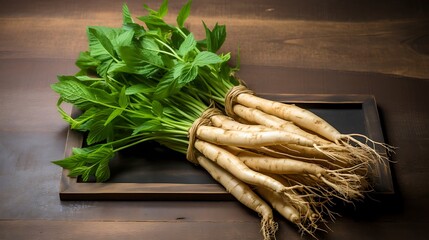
[235,150,365,201]
[264,175,332,239]
[194,140,292,194]
[210,114,274,132]
[233,145,351,174]
[228,87,393,161]
[339,134,395,165]
[233,104,333,145]
[235,93,343,142]
[269,144,351,168]
[196,125,315,147]
[196,155,278,240]
[256,186,300,225]
[191,93,395,239]
[233,98,392,174]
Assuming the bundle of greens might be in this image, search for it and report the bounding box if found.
[52,1,392,239]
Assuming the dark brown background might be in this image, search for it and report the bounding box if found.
[1,0,428,239]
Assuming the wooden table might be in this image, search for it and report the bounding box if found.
[1,1,428,239]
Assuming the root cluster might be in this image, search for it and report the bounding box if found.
[188,87,393,240]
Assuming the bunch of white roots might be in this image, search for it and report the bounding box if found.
[186,86,393,240]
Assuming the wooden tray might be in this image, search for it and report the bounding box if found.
[59,94,394,201]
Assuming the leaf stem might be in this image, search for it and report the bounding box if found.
[155,38,183,61]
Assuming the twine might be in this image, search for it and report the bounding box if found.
[224,85,254,117]
[186,108,224,164]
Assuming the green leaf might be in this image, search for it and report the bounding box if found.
[118,86,129,108]
[143,0,168,18]
[176,63,198,84]
[52,155,84,170]
[75,76,103,82]
[66,111,121,146]
[153,71,180,100]
[132,119,162,135]
[106,62,128,76]
[95,157,111,182]
[211,23,226,51]
[151,100,163,117]
[177,0,192,28]
[122,4,134,24]
[171,28,189,49]
[93,146,114,182]
[157,0,169,18]
[51,79,116,110]
[104,108,123,126]
[177,33,196,57]
[153,62,197,99]
[113,30,134,50]
[118,45,164,76]
[203,22,226,53]
[71,145,101,155]
[70,107,99,130]
[89,146,114,163]
[137,15,174,31]
[75,51,100,71]
[122,23,146,39]
[54,145,114,182]
[126,108,154,120]
[193,51,223,66]
[87,27,117,60]
[173,62,186,79]
[54,98,77,127]
[57,75,77,82]
[96,59,115,78]
[141,37,160,51]
[161,54,175,69]
[86,119,114,145]
[68,166,91,178]
[125,84,154,95]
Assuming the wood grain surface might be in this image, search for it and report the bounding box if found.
[1,0,428,78]
[1,0,428,239]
